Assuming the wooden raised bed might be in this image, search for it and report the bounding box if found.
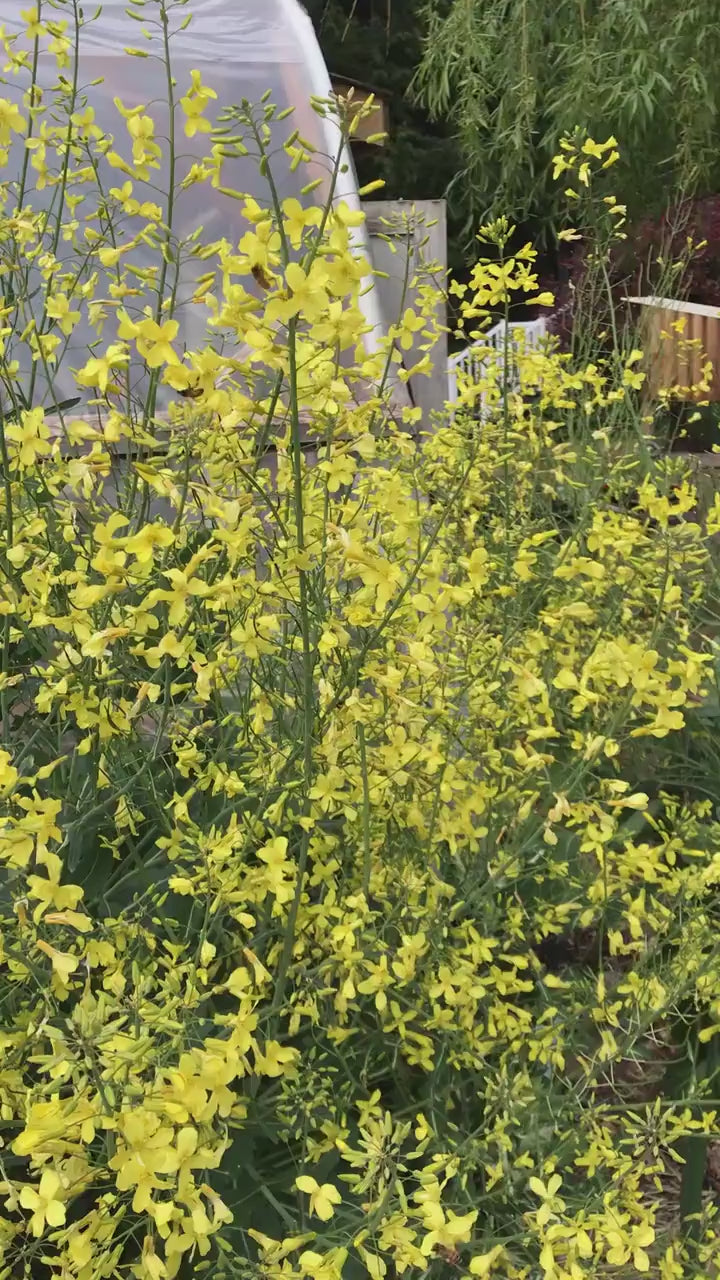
[625,296,720,401]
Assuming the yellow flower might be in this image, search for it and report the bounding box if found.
[5,407,52,469]
[309,766,348,812]
[266,261,330,325]
[237,219,282,275]
[180,69,217,138]
[248,1231,316,1263]
[124,523,175,566]
[0,748,18,792]
[606,1222,655,1272]
[298,1249,348,1279]
[130,317,181,368]
[319,450,357,493]
[137,1234,166,1280]
[528,1173,565,1226]
[36,939,80,984]
[109,1110,177,1213]
[12,1097,96,1157]
[469,1246,506,1276]
[254,1041,298,1077]
[607,791,649,810]
[127,112,157,163]
[21,6,45,38]
[80,626,131,659]
[19,1168,66,1236]
[75,342,128,392]
[552,153,574,180]
[281,197,322,248]
[418,1200,478,1255]
[43,909,93,931]
[394,307,425,351]
[255,837,295,904]
[581,135,618,158]
[0,97,26,143]
[149,566,211,627]
[46,293,81,336]
[630,704,685,738]
[332,199,366,228]
[295,1176,342,1221]
[26,851,83,921]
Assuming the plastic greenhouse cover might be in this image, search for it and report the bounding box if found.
[0,0,381,413]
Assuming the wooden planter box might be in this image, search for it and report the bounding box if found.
[626,295,720,401]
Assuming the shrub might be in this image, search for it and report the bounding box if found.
[547,191,720,353]
[2,8,720,1280]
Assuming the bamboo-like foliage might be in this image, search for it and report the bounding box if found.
[414,0,720,234]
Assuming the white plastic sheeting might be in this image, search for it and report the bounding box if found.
[0,0,384,410]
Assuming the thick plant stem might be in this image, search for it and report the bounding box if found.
[359,723,372,894]
[128,0,179,525]
[270,317,315,1022]
[0,403,12,741]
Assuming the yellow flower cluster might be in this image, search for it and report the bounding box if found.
[0,9,719,1280]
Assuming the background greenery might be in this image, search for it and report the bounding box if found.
[413,0,720,242]
[309,0,720,290]
[305,0,469,273]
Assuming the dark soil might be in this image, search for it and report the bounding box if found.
[658,402,720,454]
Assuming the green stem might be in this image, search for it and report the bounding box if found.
[359,722,372,894]
[27,0,82,410]
[269,316,315,1022]
[0,400,13,741]
[16,5,42,208]
[131,0,179,521]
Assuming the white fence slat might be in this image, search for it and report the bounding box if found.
[447,318,547,407]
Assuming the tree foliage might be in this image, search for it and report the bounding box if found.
[305,0,468,268]
[414,0,720,236]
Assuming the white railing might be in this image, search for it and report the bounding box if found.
[447,317,548,406]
